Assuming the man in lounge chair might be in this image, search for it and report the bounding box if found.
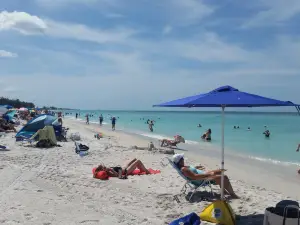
[172,153,239,199]
[160,135,185,147]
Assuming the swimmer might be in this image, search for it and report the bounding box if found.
[247,127,251,131]
[263,130,270,138]
[197,124,202,128]
[201,129,211,141]
[233,126,236,129]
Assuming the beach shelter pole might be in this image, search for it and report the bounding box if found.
[221,106,225,199]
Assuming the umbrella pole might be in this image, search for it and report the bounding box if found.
[221,106,225,200]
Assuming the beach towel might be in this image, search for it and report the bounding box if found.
[92,168,160,180]
[130,168,160,175]
[169,212,201,225]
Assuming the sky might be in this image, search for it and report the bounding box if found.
[0,0,299,110]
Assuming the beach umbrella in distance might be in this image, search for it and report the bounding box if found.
[0,105,13,109]
[153,85,300,200]
[19,107,28,111]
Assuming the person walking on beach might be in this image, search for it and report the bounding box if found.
[296,144,300,174]
[76,113,78,119]
[111,116,116,130]
[85,114,89,125]
[99,114,104,126]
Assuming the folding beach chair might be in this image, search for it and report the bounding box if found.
[163,158,215,201]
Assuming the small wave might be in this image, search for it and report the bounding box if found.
[249,156,300,167]
[138,133,171,140]
[185,140,199,145]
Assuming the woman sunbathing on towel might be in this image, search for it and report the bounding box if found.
[94,158,150,179]
[172,153,239,199]
[160,135,185,147]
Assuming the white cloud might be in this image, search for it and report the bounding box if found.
[105,13,124,19]
[170,33,254,62]
[162,0,214,26]
[242,0,300,28]
[45,20,135,43]
[0,11,47,35]
[35,0,101,8]
[35,0,214,27]
[0,11,135,43]
[0,50,18,58]
[162,25,172,35]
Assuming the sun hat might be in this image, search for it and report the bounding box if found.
[172,153,184,164]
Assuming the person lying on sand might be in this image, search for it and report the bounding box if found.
[0,119,16,133]
[93,158,150,178]
[160,135,185,147]
[172,153,239,199]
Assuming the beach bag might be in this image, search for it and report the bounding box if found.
[36,139,52,148]
[169,212,201,225]
[75,142,89,154]
[70,132,81,141]
[200,200,235,225]
[263,200,300,225]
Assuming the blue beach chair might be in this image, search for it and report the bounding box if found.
[164,158,215,201]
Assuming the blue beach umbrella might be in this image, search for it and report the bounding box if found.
[154,85,299,199]
[0,105,13,109]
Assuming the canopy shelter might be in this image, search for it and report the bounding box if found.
[16,114,61,140]
[154,85,299,199]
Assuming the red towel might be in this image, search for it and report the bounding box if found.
[130,168,160,175]
[92,168,160,179]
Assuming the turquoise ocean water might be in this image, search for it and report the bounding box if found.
[64,110,300,167]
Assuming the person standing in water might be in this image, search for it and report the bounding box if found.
[99,114,104,126]
[111,116,116,131]
[297,145,300,174]
[85,114,89,125]
[75,113,78,119]
[148,120,154,132]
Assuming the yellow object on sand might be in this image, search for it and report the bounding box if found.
[199,200,236,225]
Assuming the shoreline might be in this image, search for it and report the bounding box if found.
[68,117,300,199]
[67,114,300,169]
[68,116,300,169]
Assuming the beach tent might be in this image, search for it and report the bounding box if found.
[154,85,299,199]
[16,114,60,139]
[3,110,17,123]
[0,105,13,109]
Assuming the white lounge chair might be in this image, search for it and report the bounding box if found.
[163,158,215,201]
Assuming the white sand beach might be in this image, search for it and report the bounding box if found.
[0,118,299,225]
